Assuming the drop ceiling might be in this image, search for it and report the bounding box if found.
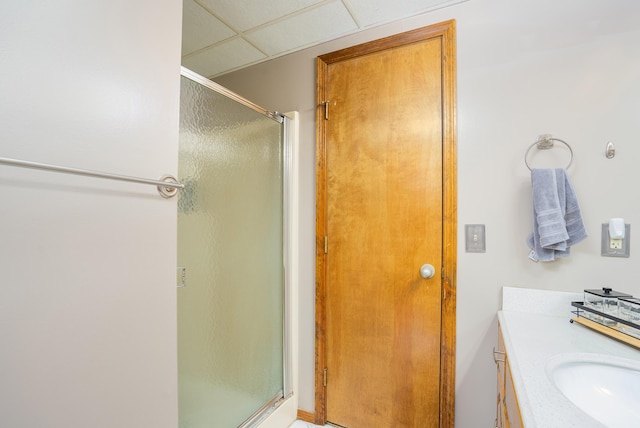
[182,0,466,78]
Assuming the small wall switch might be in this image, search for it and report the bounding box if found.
[465,224,486,253]
[601,223,630,257]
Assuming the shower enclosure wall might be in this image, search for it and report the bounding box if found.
[177,68,297,428]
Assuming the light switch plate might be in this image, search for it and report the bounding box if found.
[601,223,630,257]
[465,224,486,253]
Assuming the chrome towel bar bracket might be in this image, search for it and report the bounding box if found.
[0,156,184,199]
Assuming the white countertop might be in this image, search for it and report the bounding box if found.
[498,287,640,428]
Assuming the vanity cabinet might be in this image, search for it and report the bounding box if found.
[495,322,524,428]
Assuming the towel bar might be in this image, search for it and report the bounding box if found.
[0,156,184,198]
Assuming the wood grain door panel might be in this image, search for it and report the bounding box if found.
[315,20,457,428]
[326,39,442,428]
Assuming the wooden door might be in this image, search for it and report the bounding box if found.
[315,22,457,428]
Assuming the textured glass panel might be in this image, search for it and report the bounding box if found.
[178,76,284,428]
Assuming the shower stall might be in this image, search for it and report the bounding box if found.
[177,68,297,428]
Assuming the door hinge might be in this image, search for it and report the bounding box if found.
[321,101,329,120]
[177,266,186,288]
[324,236,328,254]
[323,368,328,387]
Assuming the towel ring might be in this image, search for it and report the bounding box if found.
[524,136,573,171]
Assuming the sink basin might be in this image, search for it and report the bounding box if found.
[546,353,640,427]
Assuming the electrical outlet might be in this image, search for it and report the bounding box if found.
[601,223,631,257]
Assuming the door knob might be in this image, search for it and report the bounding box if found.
[420,264,435,279]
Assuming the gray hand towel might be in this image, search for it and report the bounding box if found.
[527,168,587,262]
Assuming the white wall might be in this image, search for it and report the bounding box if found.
[0,2,182,427]
[215,0,640,426]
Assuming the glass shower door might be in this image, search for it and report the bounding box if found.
[177,72,285,428]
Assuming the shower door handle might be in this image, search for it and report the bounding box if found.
[420,264,436,279]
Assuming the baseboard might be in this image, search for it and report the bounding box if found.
[297,409,314,423]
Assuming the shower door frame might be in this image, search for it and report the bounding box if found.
[179,67,299,428]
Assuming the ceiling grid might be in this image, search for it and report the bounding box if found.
[181,0,468,78]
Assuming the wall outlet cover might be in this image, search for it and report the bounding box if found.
[601,223,630,258]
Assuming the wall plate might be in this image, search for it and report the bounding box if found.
[465,224,486,253]
[601,223,630,258]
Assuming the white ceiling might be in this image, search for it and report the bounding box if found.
[181,0,466,78]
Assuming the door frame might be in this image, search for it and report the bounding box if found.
[314,20,457,427]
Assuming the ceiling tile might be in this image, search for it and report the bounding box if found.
[182,38,267,77]
[181,0,470,77]
[182,0,236,55]
[346,0,467,27]
[246,1,358,57]
[199,0,324,32]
